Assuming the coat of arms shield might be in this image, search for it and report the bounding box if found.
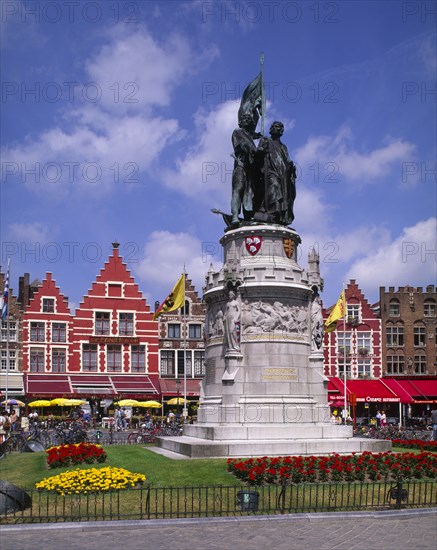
[245,236,262,256]
[283,238,295,258]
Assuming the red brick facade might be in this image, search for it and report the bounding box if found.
[379,285,436,376]
[323,280,382,379]
[22,245,160,399]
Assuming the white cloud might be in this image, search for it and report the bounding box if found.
[2,110,181,196]
[161,101,237,205]
[85,29,208,113]
[135,230,210,296]
[8,222,52,243]
[294,126,416,187]
[346,217,437,293]
[1,26,216,196]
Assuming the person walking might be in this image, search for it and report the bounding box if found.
[431,407,437,441]
[114,407,121,432]
[376,410,382,427]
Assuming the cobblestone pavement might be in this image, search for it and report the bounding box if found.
[1,509,436,550]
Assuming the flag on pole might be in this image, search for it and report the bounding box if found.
[1,260,10,321]
[153,274,185,320]
[325,290,346,333]
[238,73,264,128]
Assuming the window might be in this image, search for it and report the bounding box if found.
[414,326,426,346]
[42,298,55,313]
[189,324,202,339]
[30,348,45,372]
[52,348,66,373]
[30,322,45,342]
[389,301,400,316]
[1,321,16,342]
[194,351,205,376]
[356,332,371,355]
[107,345,121,372]
[386,354,405,374]
[337,334,351,355]
[119,312,134,336]
[95,312,110,335]
[414,354,426,374]
[347,304,360,322]
[337,357,352,378]
[177,350,192,376]
[160,350,175,376]
[357,358,372,377]
[424,301,436,317]
[1,350,16,371]
[168,324,181,339]
[131,345,146,372]
[82,344,98,372]
[180,300,190,316]
[386,325,404,346]
[52,322,66,342]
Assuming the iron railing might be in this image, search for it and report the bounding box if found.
[1,479,435,524]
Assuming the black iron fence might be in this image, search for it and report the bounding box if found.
[1,479,435,524]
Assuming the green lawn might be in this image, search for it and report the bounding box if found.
[1,444,433,491]
[0,445,239,490]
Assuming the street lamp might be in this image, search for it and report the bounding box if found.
[175,378,181,417]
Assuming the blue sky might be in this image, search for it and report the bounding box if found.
[1,0,436,310]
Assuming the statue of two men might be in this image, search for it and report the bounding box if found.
[231,118,296,227]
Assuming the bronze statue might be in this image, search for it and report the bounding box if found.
[213,71,297,229]
[230,114,260,225]
[257,121,296,226]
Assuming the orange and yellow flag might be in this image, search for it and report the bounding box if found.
[325,291,346,333]
[153,274,185,320]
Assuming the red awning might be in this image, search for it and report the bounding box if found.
[159,378,201,397]
[70,375,115,396]
[382,378,413,404]
[26,374,72,397]
[111,375,160,396]
[385,378,437,404]
[328,377,400,403]
[25,373,161,399]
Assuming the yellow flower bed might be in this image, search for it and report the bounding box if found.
[36,466,146,495]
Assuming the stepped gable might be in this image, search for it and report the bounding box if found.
[25,272,71,315]
[346,279,378,320]
[77,246,151,314]
[323,280,378,321]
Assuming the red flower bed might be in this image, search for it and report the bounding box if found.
[227,452,437,485]
[46,443,107,469]
[392,439,437,452]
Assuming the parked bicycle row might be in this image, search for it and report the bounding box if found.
[355,424,433,441]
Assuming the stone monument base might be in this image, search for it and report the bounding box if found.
[155,432,391,458]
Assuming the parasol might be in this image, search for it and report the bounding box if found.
[114,399,140,407]
[2,399,25,407]
[167,397,187,405]
[28,400,52,407]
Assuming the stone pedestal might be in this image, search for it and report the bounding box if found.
[156,224,391,457]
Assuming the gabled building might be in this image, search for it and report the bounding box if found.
[23,243,160,402]
[0,271,23,397]
[324,280,382,380]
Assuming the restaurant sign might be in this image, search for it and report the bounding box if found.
[89,336,140,344]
